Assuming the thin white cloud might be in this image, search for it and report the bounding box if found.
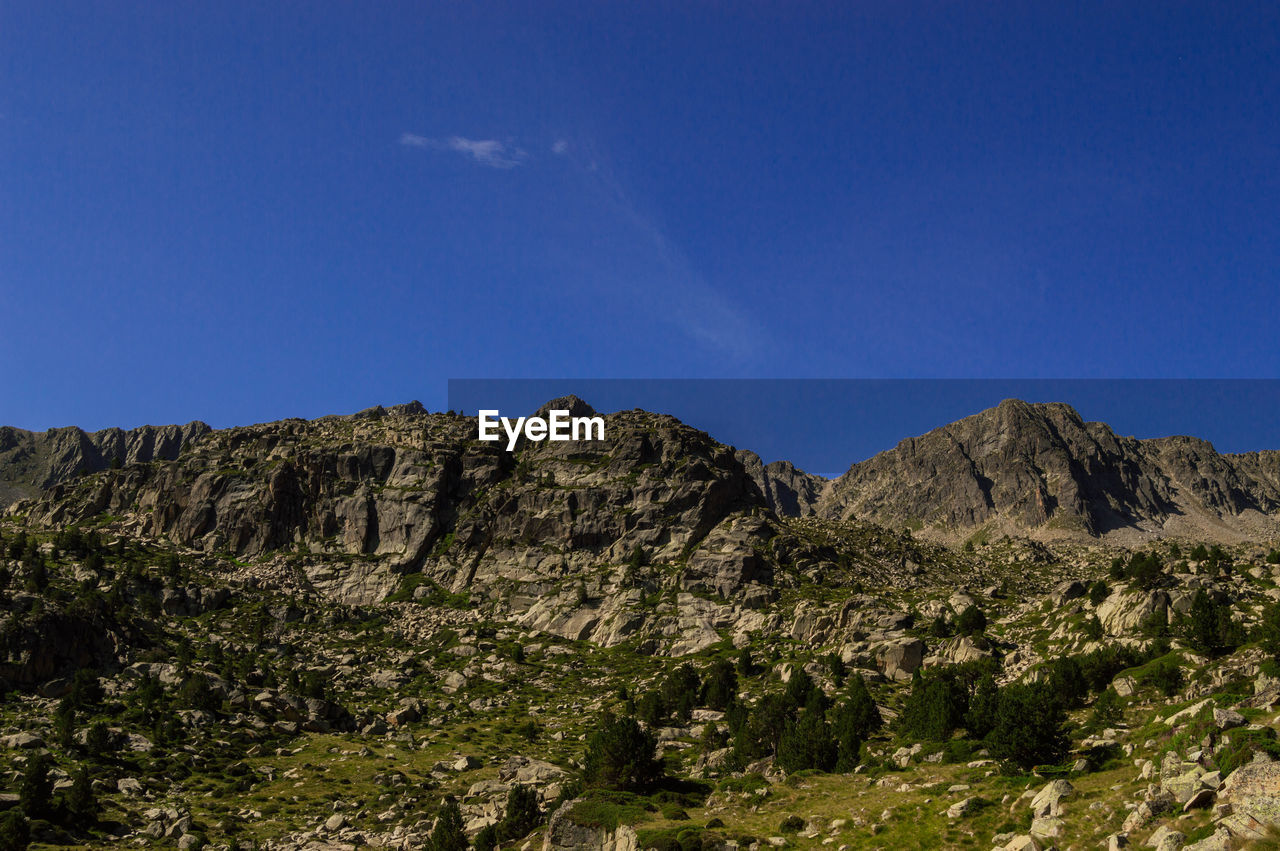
[571,146,767,360]
[399,132,431,148]
[551,139,569,155]
[399,133,528,169]
[448,137,527,168]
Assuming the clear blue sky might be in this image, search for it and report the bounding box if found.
[3,2,1279,432]
[450,379,1280,475]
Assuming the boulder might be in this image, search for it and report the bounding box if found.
[1097,589,1170,636]
[1003,836,1042,851]
[1050,580,1086,606]
[1145,825,1184,849]
[1218,755,1280,840]
[543,800,640,851]
[947,796,983,819]
[876,638,925,682]
[1030,779,1074,817]
[1213,708,1246,731]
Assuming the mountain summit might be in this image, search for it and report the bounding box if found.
[809,399,1280,542]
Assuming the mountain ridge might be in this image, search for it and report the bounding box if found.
[5,397,1280,546]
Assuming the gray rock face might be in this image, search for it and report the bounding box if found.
[13,405,783,646]
[1098,589,1170,636]
[543,800,639,851]
[0,420,210,505]
[1218,755,1280,840]
[876,638,925,682]
[736,450,828,517]
[814,399,1280,539]
[0,609,118,689]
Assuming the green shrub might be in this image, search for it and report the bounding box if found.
[956,605,987,636]
[1137,658,1184,698]
[568,790,650,831]
[1217,728,1280,778]
[779,815,806,834]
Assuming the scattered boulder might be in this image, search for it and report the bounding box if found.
[1030,779,1074,817]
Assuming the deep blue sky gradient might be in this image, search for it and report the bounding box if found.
[3,2,1279,433]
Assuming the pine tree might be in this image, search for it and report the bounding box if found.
[964,674,1000,739]
[898,670,967,741]
[839,670,880,737]
[85,721,113,758]
[783,668,822,712]
[1177,589,1244,657]
[701,660,738,711]
[955,605,987,636]
[1043,656,1088,709]
[635,691,666,727]
[1257,599,1280,661]
[661,664,701,722]
[776,694,836,773]
[55,699,76,750]
[498,784,541,841]
[824,653,845,687]
[1091,688,1122,728]
[62,765,96,827]
[830,703,865,772]
[582,714,660,792]
[985,683,1068,770]
[18,752,53,819]
[426,797,467,851]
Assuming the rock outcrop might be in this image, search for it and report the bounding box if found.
[0,420,210,505]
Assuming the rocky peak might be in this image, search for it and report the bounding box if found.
[816,399,1280,541]
[532,395,597,419]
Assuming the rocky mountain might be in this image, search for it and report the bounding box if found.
[815,399,1280,542]
[0,420,210,505]
[8,398,823,653]
[4,399,1280,851]
[9,399,1280,547]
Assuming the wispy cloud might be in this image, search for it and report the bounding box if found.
[551,139,569,155]
[398,133,528,169]
[568,143,767,360]
[398,133,432,148]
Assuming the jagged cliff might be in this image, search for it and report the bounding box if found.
[8,399,803,650]
[0,420,210,504]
